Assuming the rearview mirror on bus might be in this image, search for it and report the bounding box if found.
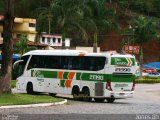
[13,60,24,69]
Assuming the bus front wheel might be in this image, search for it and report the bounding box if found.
[26,82,34,94]
[106,98,115,103]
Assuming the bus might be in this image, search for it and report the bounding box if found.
[14,50,136,103]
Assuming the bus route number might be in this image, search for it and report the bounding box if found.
[89,75,104,80]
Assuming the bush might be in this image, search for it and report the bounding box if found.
[136,77,160,84]
[11,80,16,88]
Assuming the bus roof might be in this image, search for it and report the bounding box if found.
[22,50,135,58]
[23,50,104,57]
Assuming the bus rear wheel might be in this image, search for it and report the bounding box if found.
[82,87,92,102]
[106,98,115,103]
[26,82,34,95]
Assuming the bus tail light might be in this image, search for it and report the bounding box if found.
[131,80,135,91]
[106,80,112,91]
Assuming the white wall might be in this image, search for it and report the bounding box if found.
[76,46,100,53]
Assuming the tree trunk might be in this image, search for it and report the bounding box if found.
[0,0,14,94]
[93,33,97,53]
[62,28,66,49]
[139,45,143,79]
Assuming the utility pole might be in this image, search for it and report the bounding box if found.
[48,14,52,35]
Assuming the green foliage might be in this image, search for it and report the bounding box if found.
[136,78,160,84]
[117,0,160,18]
[152,0,160,17]
[11,80,16,88]
[0,1,5,14]
[13,34,37,55]
[132,16,157,45]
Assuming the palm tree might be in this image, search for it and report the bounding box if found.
[33,0,54,34]
[34,0,88,48]
[13,34,37,55]
[132,16,157,78]
[51,0,88,48]
[86,0,116,52]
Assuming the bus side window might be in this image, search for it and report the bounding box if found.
[96,57,106,71]
[27,55,38,70]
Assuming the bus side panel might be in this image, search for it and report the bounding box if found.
[63,70,80,95]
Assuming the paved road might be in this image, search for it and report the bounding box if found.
[0,84,160,120]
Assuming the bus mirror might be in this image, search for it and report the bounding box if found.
[13,60,24,69]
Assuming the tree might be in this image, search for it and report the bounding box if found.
[50,0,88,48]
[86,0,116,52]
[34,0,88,48]
[13,34,37,55]
[33,0,54,34]
[132,16,157,78]
[0,0,15,94]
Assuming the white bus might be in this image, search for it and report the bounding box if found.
[14,50,136,103]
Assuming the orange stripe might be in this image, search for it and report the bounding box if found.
[68,72,75,79]
[79,52,85,56]
[58,71,63,79]
[65,72,75,88]
[127,58,132,66]
[65,80,72,88]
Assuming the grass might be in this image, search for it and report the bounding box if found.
[0,93,63,106]
[11,80,16,88]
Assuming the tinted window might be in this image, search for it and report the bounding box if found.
[27,55,61,70]
[27,55,106,71]
[20,55,30,72]
[13,55,30,78]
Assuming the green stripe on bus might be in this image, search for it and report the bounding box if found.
[31,70,135,83]
[60,80,65,87]
[63,72,69,79]
[76,72,82,80]
[41,71,57,78]
[110,74,135,82]
[77,73,134,82]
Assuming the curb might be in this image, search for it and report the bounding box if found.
[0,99,67,109]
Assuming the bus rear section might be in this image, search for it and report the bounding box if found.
[104,55,136,100]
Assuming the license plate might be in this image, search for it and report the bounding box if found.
[119,93,125,96]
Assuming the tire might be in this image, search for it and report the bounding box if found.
[94,98,105,102]
[72,86,81,101]
[82,87,92,102]
[26,82,34,94]
[106,98,115,103]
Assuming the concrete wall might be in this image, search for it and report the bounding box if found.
[76,46,100,53]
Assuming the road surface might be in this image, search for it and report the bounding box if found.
[0,84,160,120]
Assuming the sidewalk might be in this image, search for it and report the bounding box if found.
[0,99,67,109]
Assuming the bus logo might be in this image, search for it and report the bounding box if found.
[111,57,135,66]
